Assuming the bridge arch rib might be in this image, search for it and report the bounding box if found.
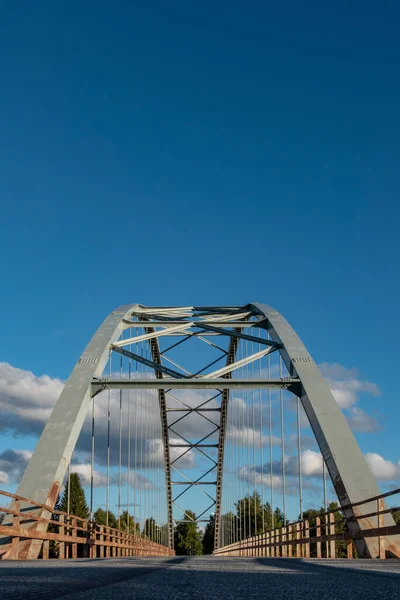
[0,304,174,558]
[1,302,399,559]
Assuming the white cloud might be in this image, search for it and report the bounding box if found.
[0,471,9,484]
[319,362,380,409]
[347,407,380,433]
[0,362,64,435]
[226,427,280,447]
[0,449,33,483]
[299,449,324,477]
[365,453,400,481]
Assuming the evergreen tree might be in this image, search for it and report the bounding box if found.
[174,510,203,555]
[235,492,284,539]
[58,473,89,519]
[119,510,141,534]
[302,502,349,558]
[202,514,215,554]
[93,508,117,529]
[143,517,160,541]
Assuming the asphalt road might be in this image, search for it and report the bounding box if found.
[1,556,400,600]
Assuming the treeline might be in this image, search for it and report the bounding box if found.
[52,473,168,543]
[10,473,398,557]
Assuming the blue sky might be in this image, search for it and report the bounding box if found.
[1,2,400,523]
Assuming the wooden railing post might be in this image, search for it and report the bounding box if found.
[316,517,322,559]
[82,519,89,558]
[378,498,385,559]
[10,499,20,560]
[265,531,270,557]
[99,525,104,558]
[296,522,301,557]
[281,526,287,557]
[304,520,310,558]
[287,525,292,558]
[329,512,335,559]
[347,539,353,559]
[42,540,49,560]
[324,514,329,558]
[71,517,77,559]
[59,515,65,560]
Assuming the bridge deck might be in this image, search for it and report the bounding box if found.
[1,557,400,599]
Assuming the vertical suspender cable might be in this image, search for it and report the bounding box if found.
[90,395,95,517]
[246,340,251,538]
[127,358,131,534]
[252,335,257,536]
[260,336,264,534]
[280,355,286,523]
[140,339,143,536]
[118,354,123,528]
[67,460,71,515]
[297,396,303,520]
[268,351,274,529]
[106,351,111,527]
[323,459,328,557]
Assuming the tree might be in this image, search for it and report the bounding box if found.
[159,523,170,547]
[174,510,203,555]
[393,510,400,525]
[143,517,159,541]
[202,514,215,555]
[235,492,284,539]
[58,473,89,519]
[94,508,117,529]
[302,502,349,558]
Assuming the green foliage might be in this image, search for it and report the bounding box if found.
[174,510,203,555]
[234,492,285,539]
[392,510,400,525]
[58,473,89,519]
[202,514,215,554]
[93,508,117,529]
[302,502,351,558]
[143,516,159,541]
[119,510,141,534]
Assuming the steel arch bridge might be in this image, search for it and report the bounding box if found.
[1,303,399,560]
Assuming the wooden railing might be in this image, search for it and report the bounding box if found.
[214,488,400,559]
[0,489,174,560]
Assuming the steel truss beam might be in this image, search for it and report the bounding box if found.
[214,329,241,551]
[144,326,174,550]
[91,378,296,392]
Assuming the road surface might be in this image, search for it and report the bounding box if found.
[1,556,400,599]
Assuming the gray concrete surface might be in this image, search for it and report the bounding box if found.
[1,556,400,599]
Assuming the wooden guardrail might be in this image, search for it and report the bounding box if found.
[0,489,174,560]
[214,488,400,559]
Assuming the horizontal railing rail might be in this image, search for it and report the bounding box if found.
[0,489,174,560]
[214,487,400,559]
